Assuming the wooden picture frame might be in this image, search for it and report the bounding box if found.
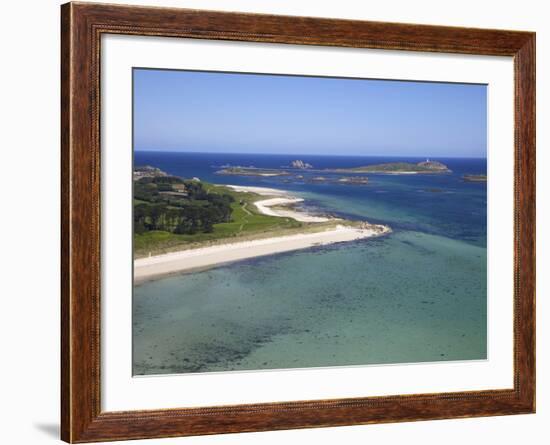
[61,2,535,442]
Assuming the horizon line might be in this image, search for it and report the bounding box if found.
[134,150,487,160]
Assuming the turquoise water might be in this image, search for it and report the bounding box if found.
[133,153,487,375]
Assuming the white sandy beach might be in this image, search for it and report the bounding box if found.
[134,224,386,282]
[225,185,290,196]
[254,197,331,222]
[134,184,390,282]
[227,184,331,222]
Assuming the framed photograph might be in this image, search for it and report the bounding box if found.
[61,2,535,442]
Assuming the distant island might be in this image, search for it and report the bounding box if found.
[462,174,487,182]
[328,160,451,174]
[308,176,369,185]
[290,160,313,169]
[215,167,290,177]
[133,165,167,181]
[337,176,369,184]
[215,160,451,179]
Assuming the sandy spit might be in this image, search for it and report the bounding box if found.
[226,184,330,222]
[224,185,290,196]
[134,225,386,283]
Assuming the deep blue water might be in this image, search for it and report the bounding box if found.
[133,151,487,374]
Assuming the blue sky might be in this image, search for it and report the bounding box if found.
[133,68,487,158]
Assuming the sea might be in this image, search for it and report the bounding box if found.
[133,151,487,375]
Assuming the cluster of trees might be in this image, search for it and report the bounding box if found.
[134,176,234,235]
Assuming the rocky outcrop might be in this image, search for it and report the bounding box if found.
[290,160,313,169]
[462,174,487,182]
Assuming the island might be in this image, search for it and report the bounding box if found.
[214,160,451,179]
[133,165,167,180]
[133,167,390,281]
[337,176,370,185]
[215,166,290,177]
[309,176,329,183]
[462,174,487,182]
[328,160,451,174]
[290,159,313,169]
[306,176,369,185]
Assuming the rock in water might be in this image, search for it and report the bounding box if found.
[291,160,313,169]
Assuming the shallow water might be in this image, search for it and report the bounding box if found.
[133,152,487,375]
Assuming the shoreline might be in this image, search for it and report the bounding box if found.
[226,184,331,222]
[254,197,331,222]
[134,184,390,282]
[134,224,389,283]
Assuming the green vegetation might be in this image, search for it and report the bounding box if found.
[134,176,234,235]
[133,172,304,257]
[214,161,450,178]
[330,160,451,174]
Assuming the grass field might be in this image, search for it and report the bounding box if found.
[134,183,311,258]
